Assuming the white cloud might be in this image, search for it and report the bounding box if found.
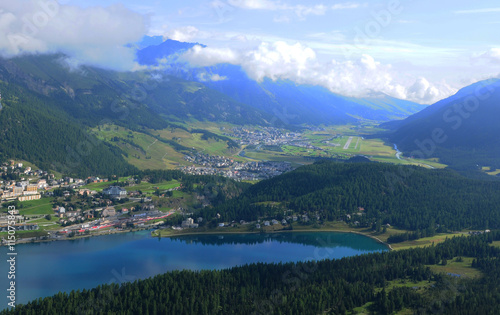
[197,72,229,82]
[331,3,361,10]
[181,41,455,104]
[474,48,500,63]
[227,0,277,10]
[293,5,327,18]
[307,31,346,42]
[407,78,441,103]
[163,26,199,42]
[273,15,290,23]
[454,8,500,14]
[210,74,228,81]
[182,45,241,67]
[224,0,342,19]
[0,1,148,71]
[243,41,316,81]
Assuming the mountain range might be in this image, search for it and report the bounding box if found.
[0,54,275,176]
[135,37,427,124]
[382,78,500,171]
[3,36,498,176]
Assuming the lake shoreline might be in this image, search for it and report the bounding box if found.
[155,227,394,250]
[4,225,393,250]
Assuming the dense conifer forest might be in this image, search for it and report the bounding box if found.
[200,161,500,232]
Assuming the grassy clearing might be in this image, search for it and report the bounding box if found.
[359,138,396,157]
[385,279,435,293]
[349,302,374,314]
[482,166,500,176]
[242,150,310,166]
[427,257,482,279]
[183,133,229,156]
[92,125,188,170]
[81,181,114,191]
[28,215,60,224]
[15,198,54,215]
[391,233,468,250]
[81,178,181,194]
[126,180,180,194]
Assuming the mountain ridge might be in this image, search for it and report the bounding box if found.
[383,78,500,171]
[135,37,427,124]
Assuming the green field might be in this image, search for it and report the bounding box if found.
[80,180,115,191]
[93,123,242,170]
[81,178,181,194]
[390,233,468,250]
[126,180,180,194]
[15,198,54,215]
[427,256,482,278]
[93,125,188,169]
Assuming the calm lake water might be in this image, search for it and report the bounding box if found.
[0,231,388,306]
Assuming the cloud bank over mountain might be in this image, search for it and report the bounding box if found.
[0,0,147,70]
[2,0,498,105]
[181,41,455,104]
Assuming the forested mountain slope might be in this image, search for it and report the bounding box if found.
[202,161,500,231]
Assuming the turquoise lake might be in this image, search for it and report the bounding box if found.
[0,231,388,307]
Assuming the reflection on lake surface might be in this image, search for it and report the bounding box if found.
[0,231,387,306]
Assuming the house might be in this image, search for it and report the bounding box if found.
[13,186,23,196]
[16,181,29,189]
[102,186,127,199]
[78,189,96,196]
[102,207,116,217]
[182,218,199,228]
[142,204,155,211]
[264,221,270,226]
[271,219,279,225]
[218,223,225,227]
[37,179,48,189]
[18,194,41,202]
[255,224,261,229]
[282,219,287,225]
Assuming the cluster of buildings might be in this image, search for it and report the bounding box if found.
[0,163,89,202]
[184,153,235,168]
[181,161,293,181]
[102,186,127,199]
[0,162,46,202]
[228,127,302,146]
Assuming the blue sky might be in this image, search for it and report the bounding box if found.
[1,0,499,103]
